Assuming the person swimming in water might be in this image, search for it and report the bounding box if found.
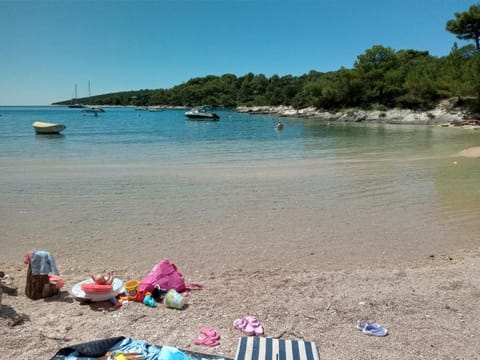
[276,121,284,130]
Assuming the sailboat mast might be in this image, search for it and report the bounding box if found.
[88,80,91,97]
[69,83,84,108]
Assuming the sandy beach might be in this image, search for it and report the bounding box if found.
[2,248,480,359]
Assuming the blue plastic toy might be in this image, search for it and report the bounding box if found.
[143,292,157,307]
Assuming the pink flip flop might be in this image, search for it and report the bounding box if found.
[194,327,220,347]
[233,318,246,329]
[245,316,260,327]
[200,327,220,340]
[194,336,220,347]
[245,316,264,336]
[234,316,264,336]
[234,318,254,336]
[254,325,264,336]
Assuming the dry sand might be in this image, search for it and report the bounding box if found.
[2,247,480,360]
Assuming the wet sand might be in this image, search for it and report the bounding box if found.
[458,146,480,158]
[1,159,480,359]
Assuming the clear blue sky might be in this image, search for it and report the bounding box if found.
[0,0,476,105]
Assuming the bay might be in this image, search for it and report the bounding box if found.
[0,106,479,271]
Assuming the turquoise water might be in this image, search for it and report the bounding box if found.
[1,105,480,166]
[0,106,331,165]
[1,106,480,270]
[1,105,477,166]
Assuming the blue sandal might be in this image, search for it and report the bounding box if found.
[356,321,388,336]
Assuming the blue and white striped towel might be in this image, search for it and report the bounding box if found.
[235,337,320,360]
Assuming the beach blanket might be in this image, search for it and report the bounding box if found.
[50,336,232,360]
[235,336,320,360]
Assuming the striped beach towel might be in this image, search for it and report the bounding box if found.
[235,337,320,360]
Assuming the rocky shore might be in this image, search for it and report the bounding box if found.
[236,99,480,128]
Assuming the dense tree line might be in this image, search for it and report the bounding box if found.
[55,4,480,112]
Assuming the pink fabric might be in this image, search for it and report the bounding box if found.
[48,275,65,289]
[139,259,186,293]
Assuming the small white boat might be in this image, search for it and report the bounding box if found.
[82,106,105,114]
[32,121,66,134]
[185,106,220,120]
[148,107,164,112]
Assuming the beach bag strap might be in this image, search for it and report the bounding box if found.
[185,282,203,291]
[180,282,203,297]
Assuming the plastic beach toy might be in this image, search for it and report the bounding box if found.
[124,279,140,298]
[71,278,124,302]
[164,289,187,309]
[143,292,157,307]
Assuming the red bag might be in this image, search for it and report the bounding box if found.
[140,259,201,294]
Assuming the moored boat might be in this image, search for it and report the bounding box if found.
[82,106,105,113]
[185,106,220,120]
[68,84,83,108]
[32,121,66,134]
[148,107,164,112]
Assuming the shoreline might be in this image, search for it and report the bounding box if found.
[44,101,480,129]
[235,101,480,128]
[48,99,479,128]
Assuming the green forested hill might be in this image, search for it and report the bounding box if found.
[53,44,480,112]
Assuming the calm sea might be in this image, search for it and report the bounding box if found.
[1,106,479,270]
[0,106,337,165]
[0,105,479,165]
